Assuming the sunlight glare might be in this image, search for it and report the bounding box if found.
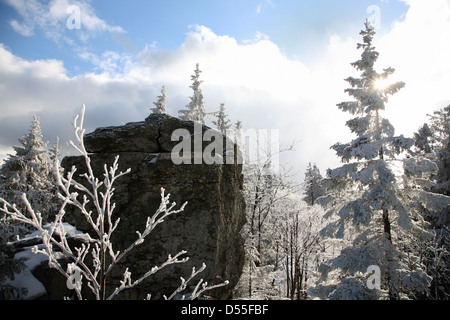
[374,78,390,90]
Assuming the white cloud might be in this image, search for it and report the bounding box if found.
[242,31,270,44]
[1,0,449,176]
[9,19,35,36]
[77,50,135,76]
[376,0,450,136]
[256,0,275,14]
[5,0,125,43]
[0,42,153,157]
[137,26,312,103]
[256,3,263,15]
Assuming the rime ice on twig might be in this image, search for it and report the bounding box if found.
[162,262,229,300]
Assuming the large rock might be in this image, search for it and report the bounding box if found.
[61,114,246,300]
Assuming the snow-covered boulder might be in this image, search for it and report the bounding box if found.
[61,113,246,300]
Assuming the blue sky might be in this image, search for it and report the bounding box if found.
[0,0,449,176]
[0,0,409,73]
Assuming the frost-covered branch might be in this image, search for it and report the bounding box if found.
[163,262,230,300]
[105,188,187,276]
[108,251,189,300]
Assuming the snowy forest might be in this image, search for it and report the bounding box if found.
[0,21,449,300]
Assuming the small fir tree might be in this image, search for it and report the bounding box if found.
[303,163,325,206]
[178,63,206,124]
[151,85,167,115]
[0,116,55,298]
[212,103,231,135]
[0,116,54,223]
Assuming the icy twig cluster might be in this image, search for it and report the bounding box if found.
[162,263,230,300]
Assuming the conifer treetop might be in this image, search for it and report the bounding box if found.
[151,85,167,115]
[338,20,405,117]
[212,103,232,134]
[333,20,411,163]
[15,116,48,157]
[178,63,206,124]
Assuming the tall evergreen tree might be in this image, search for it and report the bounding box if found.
[311,21,432,300]
[151,85,167,115]
[425,105,450,196]
[411,105,450,193]
[303,162,325,206]
[178,63,206,124]
[212,103,232,134]
[0,116,54,219]
[406,105,450,299]
[413,123,433,155]
[0,116,54,298]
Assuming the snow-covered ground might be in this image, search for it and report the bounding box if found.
[3,243,48,299]
[4,223,89,299]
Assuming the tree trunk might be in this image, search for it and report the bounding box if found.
[257,211,262,267]
[382,209,392,243]
[248,259,252,298]
[382,208,399,299]
[285,255,290,299]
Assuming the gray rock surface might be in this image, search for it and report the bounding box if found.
[62,114,246,299]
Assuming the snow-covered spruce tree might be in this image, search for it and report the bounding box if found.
[310,21,432,300]
[151,85,167,115]
[0,105,228,300]
[413,123,433,157]
[403,104,450,299]
[303,162,325,206]
[0,116,54,299]
[0,116,59,228]
[178,63,206,124]
[428,105,450,196]
[0,119,60,298]
[212,103,232,135]
[411,105,450,196]
[405,105,450,225]
[400,156,450,299]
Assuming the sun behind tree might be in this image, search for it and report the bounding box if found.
[310,21,435,300]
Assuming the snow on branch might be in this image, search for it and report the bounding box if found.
[162,262,229,300]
